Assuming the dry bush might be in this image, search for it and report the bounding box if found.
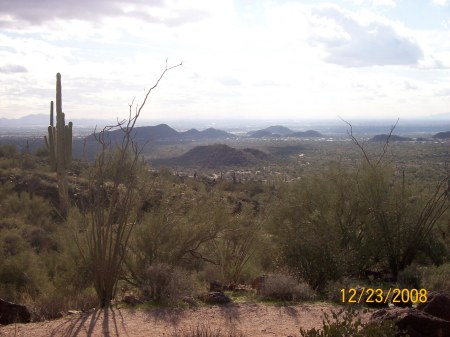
[299,307,399,337]
[26,288,97,321]
[260,274,315,301]
[172,325,246,337]
[140,263,199,304]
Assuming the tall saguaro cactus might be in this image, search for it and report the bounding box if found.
[44,73,72,218]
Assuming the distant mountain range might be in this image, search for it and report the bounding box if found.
[87,124,235,143]
[247,125,323,138]
[157,144,269,168]
[0,114,109,127]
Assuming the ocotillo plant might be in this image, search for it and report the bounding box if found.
[44,73,72,218]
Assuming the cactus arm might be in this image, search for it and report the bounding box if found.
[64,122,72,166]
[47,126,57,171]
[50,101,54,127]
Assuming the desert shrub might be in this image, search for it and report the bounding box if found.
[270,158,448,289]
[172,325,246,337]
[209,211,264,286]
[418,230,449,265]
[269,165,354,290]
[34,146,49,157]
[129,184,229,273]
[299,307,399,337]
[323,278,354,304]
[0,248,50,301]
[21,154,36,169]
[0,187,53,230]
[421,262,450,291]
[139,263,198,304]
[397,264,421,289]
[0,144,17,158]
[260,274,315,301]
[26,287,97,321]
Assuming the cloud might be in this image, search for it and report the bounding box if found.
[0,64,28,73]
[372,0,396,7]
[0,0,209,28]
[310,6,423,67]
[432,0,449,6]
[218,77,242,86]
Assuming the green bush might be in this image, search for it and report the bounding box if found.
[397,265,421,289]
[421,262,450,291]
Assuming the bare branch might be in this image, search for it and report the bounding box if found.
[339,116,373,167]
[376,118,399,166]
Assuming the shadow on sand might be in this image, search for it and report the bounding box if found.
[49,307,130,337]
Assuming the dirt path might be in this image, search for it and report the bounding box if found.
[0,302,358,337]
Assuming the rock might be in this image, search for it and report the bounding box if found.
[203,292,231,304]
[0,298,31,325]
[393,299,413,308]
[416,291,450,321]
[122,295,143,306]
[67,310,82,315]
[233,285,250,294]
[370,307,450,337]
[209,280,222,292]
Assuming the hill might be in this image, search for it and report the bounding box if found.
[263,125,293,136]
[369,134,413,142]
[247,125,322,138]
[86,124,235,143]
[248,130,280,138]
[168,144,268,168]
[432,131,450,139]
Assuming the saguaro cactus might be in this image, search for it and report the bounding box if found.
[44,73,72,218]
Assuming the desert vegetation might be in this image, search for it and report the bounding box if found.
[0,74,449,336]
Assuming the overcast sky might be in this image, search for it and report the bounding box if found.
[0,0,449,121]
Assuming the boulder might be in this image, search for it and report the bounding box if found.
[0,298,31,325]
[416,291,450,321]
[209,280,222,292]
[122,295,143,306]
[203,292,231,304]
[370,307,450,337]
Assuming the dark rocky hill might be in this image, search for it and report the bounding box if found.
[432,131,450,139]
[87,124,235,143]
[167,144,268,168]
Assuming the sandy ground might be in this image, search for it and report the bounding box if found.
[0,302,366,337]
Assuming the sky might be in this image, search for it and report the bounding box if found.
[0,0,449,121]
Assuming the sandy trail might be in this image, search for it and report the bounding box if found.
[0,302,353,337]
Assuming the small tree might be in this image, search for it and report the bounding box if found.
[77,61,181,307]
